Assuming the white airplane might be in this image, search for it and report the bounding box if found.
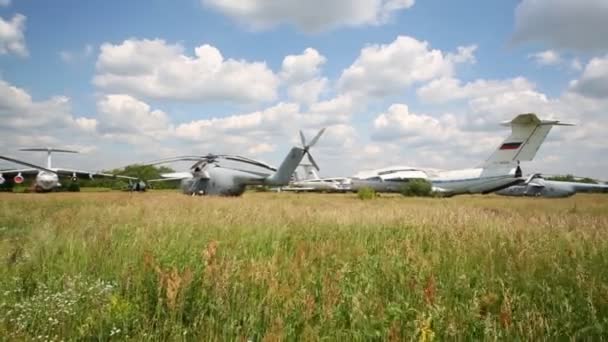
[351,113,573,196]
[0,148,136,192]
[281,164,351,192]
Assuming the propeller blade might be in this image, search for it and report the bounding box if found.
[307,128,326,148]
[299,130,307,147]
[307,153,320,171]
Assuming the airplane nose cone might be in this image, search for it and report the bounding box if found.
[37,173,58,190]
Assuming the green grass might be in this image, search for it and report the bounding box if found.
[79,187,113,192]
[1,192,608,340]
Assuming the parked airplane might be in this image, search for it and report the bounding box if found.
[351,113,572,196]
[147,129,325,196]
[281,164,351,192]
[496,175,608,198]
[0,148,137,192]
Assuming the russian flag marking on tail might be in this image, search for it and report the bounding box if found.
[484,113,572,166]
[500,142,522,150]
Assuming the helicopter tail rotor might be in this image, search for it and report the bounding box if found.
[299,128,325,171]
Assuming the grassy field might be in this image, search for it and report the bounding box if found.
[1,192,607,340]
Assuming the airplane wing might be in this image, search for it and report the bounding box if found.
[0,168,40,175]
[0,155,56,173]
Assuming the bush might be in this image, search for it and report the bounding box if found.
[111,181,128,191]
[66,182,81,192]
[400,179,433,197]
[357,186,376,200]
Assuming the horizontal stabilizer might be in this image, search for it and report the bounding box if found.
[20,148,79,153]
[485,113,573,165]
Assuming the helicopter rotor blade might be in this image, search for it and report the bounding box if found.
[299,130,307,148]
[307,128,326,148]
[307,152,320,171]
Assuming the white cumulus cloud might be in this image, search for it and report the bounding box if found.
[372,104,457,144]
[0,78,100,158]
[570,55,608,98]
[417,77,535,104]
[94,39,279,104]
[0,14,27,57]
[97,94,172,139]
[281,48,328,105]
[202,0,415,32]
[338,36,473,99]
[513,0,608,51]
[529,50,562,66]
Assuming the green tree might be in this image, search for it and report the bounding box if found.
[400,179,433,197]
[79,165,179,189]
[547,174,598,184]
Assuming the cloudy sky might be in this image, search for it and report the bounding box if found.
[1,0,607,179]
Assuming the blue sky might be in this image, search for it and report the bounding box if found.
[1,0,607,179]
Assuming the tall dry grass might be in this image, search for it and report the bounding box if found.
[1,192,608,340]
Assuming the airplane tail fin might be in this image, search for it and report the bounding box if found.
[301,164,320,180]
[20,147,79,169]
[266,128,325,186]
[483,113,573,166]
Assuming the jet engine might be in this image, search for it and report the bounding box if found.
[14,173,24,184]
[71,172,78,182]
[0,174,4,185]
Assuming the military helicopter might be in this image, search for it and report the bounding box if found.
[147,128,325,196]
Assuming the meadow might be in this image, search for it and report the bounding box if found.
[1,191,607,340]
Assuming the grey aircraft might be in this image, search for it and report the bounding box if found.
[0,148,139,192]
[147,129,325,196]
[350,113,571,196]
[496,175,608,198]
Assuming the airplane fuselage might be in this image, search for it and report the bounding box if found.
[430,166,520,195]
[351,165,520,196]
[496,180,608,198]
[290,179,349,192]
[35,171,60,192]
[496,184,575,198]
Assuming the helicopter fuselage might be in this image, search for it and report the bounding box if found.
[180,166,266,196]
